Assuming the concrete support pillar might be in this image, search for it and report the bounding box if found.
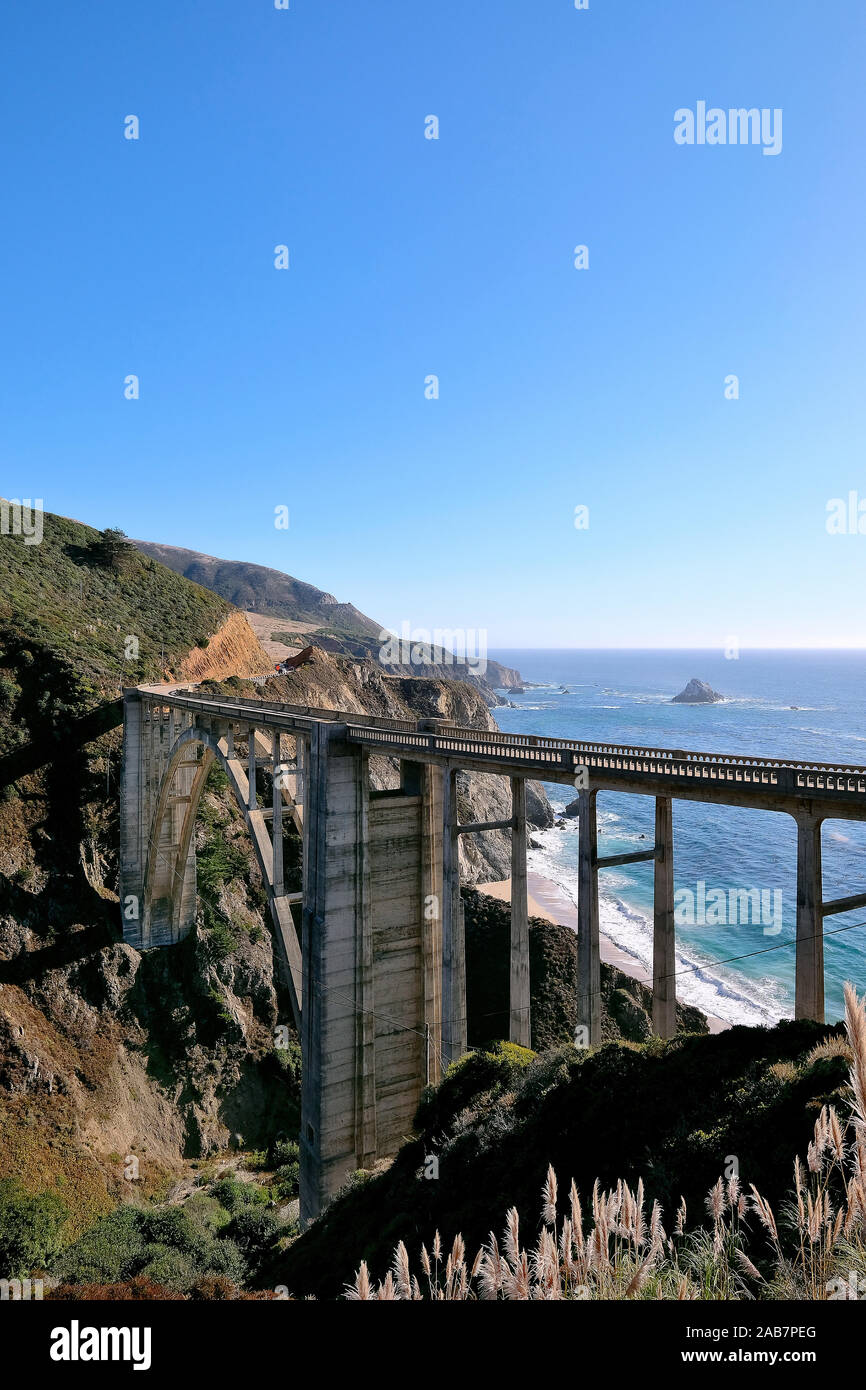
[421,765,444,1088]
[226,723,234,758]
[247,727,257,811]
[795,813,825,1023]
[510,776,531,1047]
[652,796,676,1039]
[353,750,376,1175]
[441,767,466,1066]
[300,724,375,1224]
[272,729,284,897]
[577,788,600,1045]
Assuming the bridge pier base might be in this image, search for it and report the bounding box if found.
[795,813,824,1023]
[510,777,531,1047]
[577,788,600,1045]
[441,768,467,1066]
[299,725,447,1224]
[652,796,676,1039]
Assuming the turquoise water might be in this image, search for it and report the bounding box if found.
[489,650,866,1025]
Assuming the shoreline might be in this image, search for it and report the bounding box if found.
[480,872,730,1035]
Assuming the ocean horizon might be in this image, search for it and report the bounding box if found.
[489,648,866,1026]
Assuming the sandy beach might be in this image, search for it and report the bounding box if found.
[480,872,729,1035]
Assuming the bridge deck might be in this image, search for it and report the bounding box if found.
[136,688,866,816]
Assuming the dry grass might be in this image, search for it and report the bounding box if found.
[805,1035,854,1068]
[344,985,866,1301]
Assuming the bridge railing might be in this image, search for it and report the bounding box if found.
[344,724,866,801]
[136,689,866,803]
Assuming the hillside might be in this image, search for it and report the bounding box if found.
[132,541,382,640]
[0,510,291,1233]
[132,540,525,701]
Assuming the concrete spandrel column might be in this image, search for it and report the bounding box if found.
[441,767,466,1066]
[652,795,676,1039]
[247,727,257,810]
[577,787,600,1046]
[272,729,284,896]
[795,813,824,1023]
[510,776,531,1047]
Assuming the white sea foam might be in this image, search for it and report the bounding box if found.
[528,824,788,1028]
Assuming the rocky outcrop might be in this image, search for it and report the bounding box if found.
[484,659,525,691]
[671,678,724,704]
[0,771,299,1227]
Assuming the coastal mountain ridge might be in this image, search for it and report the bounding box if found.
[131,539,525,701]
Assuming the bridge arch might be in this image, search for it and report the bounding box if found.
[135,713,303,1028]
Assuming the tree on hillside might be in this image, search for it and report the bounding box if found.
[92,527,136,573]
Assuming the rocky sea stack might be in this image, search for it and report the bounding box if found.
[671,677,724,704]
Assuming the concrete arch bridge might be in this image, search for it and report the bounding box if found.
[119,687,866,1221]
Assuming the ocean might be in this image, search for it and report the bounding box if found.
[488,649,866,1026]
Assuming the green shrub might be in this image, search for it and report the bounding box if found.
[210,1177,267,1215]
[53,1206,144,1286]
[0,1179,69,1278]
[270,1138,300,1169]
[224,1208,280,1260]
[414,1042,535,1136]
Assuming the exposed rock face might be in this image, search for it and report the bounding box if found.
[0,776,299,1226]
[485,660,524,691]
[229,647,555,883]
[177,611,273,683]
[671,678,724,704]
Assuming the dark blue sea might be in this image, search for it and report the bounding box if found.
[489,649,866,1025]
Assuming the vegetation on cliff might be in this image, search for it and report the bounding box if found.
[0,513,290,1237]
[342,985,866,1300]
[275,1010,853,1299]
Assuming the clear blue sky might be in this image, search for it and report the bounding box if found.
[2,1,864,648]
